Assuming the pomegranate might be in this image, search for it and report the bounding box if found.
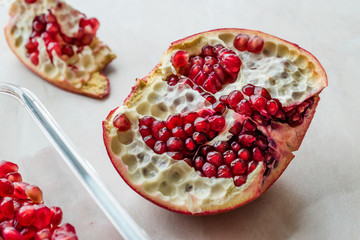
[5,0,116,99]
[0,160,78,239]
[103,29,327,215]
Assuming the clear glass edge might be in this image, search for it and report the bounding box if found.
[0,82,150,240]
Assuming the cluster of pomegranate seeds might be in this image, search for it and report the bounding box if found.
[170,44,242,94]
[25,4,100,66]
[0,160,78,240]
[233,34,264,53]
[138,110,225,161]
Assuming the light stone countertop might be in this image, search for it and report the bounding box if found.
[0,0,359,239]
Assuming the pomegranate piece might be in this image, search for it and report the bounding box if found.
[5,0,116,99]
[103,28,328,215]
[113,113,131,131]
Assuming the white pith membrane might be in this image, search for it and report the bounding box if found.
[104,30,327,214]
[5,0,116,98]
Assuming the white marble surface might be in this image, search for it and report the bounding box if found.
[0,0,359,239]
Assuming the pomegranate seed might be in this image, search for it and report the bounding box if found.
[221,54,242,72]
[217,165,232,178]
[238,134,256,147]
[198,109,214,118]
[154,141,166,154]
[36,228,51,239]
[297,101,310,113]
[266,99,279,115]
[274,109,286,120]
[171,50,189,68]
[207,130,217,139]
[231,159,247,175]
[213,64,226,82]
[233,175,247,186]
[25,0,37,3]
[229,122,243,135]
[189,64,202,80]
[5,172,22,183]
[2,227,22,240]
[192,132,207,145]
[242,84,255,96]
[113,113,131,131]
[44,12,56,23]
[227,90,244,108]
[46,23,59,34]
[242,119,257,132]
[183,123,195,136]
[213,44,225,54]
[33,206,52,229]
[0,198,14,219]
[143,135,156,149]
[193,71,207,85]
[0,179,14,197]
[199,146,213,156]
[21,227,36,240]
[247,35,264,53]
[203,77,218,94]
[212,101,226,114]
[247,161,258,173]
[50,206,63,226]
[166,75,179,86]
[25,39,38,54]
[213,141,229,153]
[151,121,166,134]
[207,115,225,132]
[252,147,265,162]
[201,45,215,56]
[204,56,217,65]
[254,86,271,99]
[25,185,43,203]
[202,163,217,178]
[185,138,196,151]
[33,20,45,32]
[236,99,253,116]
[255,135,268,150]
[194,117,211,133]
[194,156,205,170]
[0,221,13,232]
[13,182,28,199]
[201,92,217,104]
[238,148,251,161]
[219,95,228,105]
[202,63,213,74]
[166,152,183,160]
[0,161,18,178]
[166,137,184,151]
[231,141,241,152]
[206,151,223,167]
[81,33,93,45]
[172,126,186,139]
[47,42,61,56]
[223,150,236,165]
[252,112,268,126]
[191,56,205,66]
[139,116,155,127]
[183,112,198,124]
[139,125,151,137]
[250,95,267,111]
[61,45,74,57]
[166,114,183,129]
[233,33,250,51]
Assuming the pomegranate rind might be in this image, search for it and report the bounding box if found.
[103,28,327,215]
[4,0,116,99]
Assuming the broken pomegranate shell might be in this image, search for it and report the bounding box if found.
[103,29,327,215]
[5,0,116,98]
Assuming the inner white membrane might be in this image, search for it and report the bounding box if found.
[108,33,320,213]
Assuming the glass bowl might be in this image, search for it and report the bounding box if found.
[0,82,149,240]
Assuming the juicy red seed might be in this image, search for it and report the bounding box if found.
[198,109,214,118]
[274,109,286,120]
[183,123,195,136]
[233,33,250,51]
[0,161,18,178]
[139,116,155,127]
[223,150,236,165]
[203,77,218,94]
[233,175,247,186]
[25,185,43,203]
[25,0,37,3]
[185,138,196,151]
[238,134,256,147]
[266,99,279,115]
[252,147,265,162]
[193,71,207,85]
[231,141,241,152]
[202,63,213,74]
[2,227,22,240]
[221,54,242,72]
[219,95,228,104]
[207,115,225,132]
[183,158,193,167]
[297,101,310,113]
[151,121,166,134]
[47,42,61,56]
[213,141,229,153]
[61,45,74,57]
[206,151,223,167]
[21,227,36,239]
[204,56,217,65]
[248,161,258,173]
[250,95,267,110]
[46,23,59,33]
[201,45,215,56]
[171,50,189,68]
[255,136,268,150]
[252,112,268,126]
[189,64,202,80]
[36,228,51,239]
[194,117,211,133]
[229,122,243,135]
[254,86,271,99]
[144,135,156,148]
[199,146,213,156]
[231,159,247,175]
[166,114,183,130]
[172,127,186,139]
[192,132,207,145]
[33,206,52,229]
[179,62,191,76]
[45,12,56,23]
[183,112,198,124]
[139,125,151,137]
[50,206,63,226]
[217,165,232,178]
[113,113,131,131]
[0,179,14,197]
[166,137,184,151]
[166,152,183,160]
[25,39,38,53]
[191,56,205,66]
[154,141,166,154]
[166,75,179,86]
[242,119,257,132]
[30,52,39,66]
[212,101,226,114]
[202,163,217,178]
[89,18,100,32]
[0,198,14,218]
[213,64,226,82]
[242,84,255,96]
[227,90,244,108]
[33,20,45,32]
[81,34,93,45]
[213,44,225,54]
[194,156,205,170]
[207,130,217,139]
[5,172,22,183]
[13,182,28,199]
[202,93,217,104]
[247,35,264,53]
[238,148,251,161]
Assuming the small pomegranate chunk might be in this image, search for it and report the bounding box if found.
[171,50,190,68]
[113,113,131,131]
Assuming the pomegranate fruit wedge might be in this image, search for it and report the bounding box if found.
[0,160,78,239]
[103,29,327,215]
[5,0,116,98]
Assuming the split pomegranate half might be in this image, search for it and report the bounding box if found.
[103,29,327,215]
[5,0,116,98]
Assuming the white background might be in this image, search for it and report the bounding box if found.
[0,0,359,239]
